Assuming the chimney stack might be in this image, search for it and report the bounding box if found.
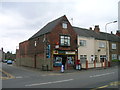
[1,48,3,51]
[89,27,92,30]
[116,30,120,37]
[94,25,100,33]
[111,31,113,34]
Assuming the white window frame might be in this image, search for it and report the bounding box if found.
[112,43,116,49]
[99,42,105,48]
[60,35,70,46]
[112,54,117,60]
[62,23,67,29]
[79,40,86,46]
[80,55,87,63]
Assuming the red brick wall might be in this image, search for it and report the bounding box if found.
[48,16,77,52]
[18,16,77,69]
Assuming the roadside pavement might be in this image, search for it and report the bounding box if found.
[13,63,119,75]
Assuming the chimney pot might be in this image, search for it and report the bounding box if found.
[94,25,100,32]
[116,30,120,36]
[111,31,113,34]
[89,27,92,30]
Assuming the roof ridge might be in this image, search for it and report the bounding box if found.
[29,15,65,39]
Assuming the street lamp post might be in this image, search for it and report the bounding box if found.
[105,21,117,62]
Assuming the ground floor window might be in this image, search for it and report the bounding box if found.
[67,57,74,65]
[90,55,94,62]
[119,55,120,60]
[53,56,62,66]
[112,54,117,60]
[100,55,106,62]
[80,55,87,63]
[53,55,75,67]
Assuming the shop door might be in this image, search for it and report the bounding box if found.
[67,56,74,69]
[62,56,67,68]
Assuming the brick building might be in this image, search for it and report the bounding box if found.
[16,15,120,70]
[17,15,77,70]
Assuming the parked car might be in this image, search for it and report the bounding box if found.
[7,60,12,64]
[2,60,7,63]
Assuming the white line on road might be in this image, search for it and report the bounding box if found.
[15,76,23,79]
[25,79,74,87]
[90,72,115,78]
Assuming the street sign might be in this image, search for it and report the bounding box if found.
[46,45,50,58]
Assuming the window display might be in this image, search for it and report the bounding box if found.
[53,57,62,66]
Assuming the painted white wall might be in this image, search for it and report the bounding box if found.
[95,40,110,62]
[77,36,95,63]
[77,35,110,63]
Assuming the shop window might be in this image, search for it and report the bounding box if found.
[67,57,74,65]
[60,35,70,46]
[53,57,62,66]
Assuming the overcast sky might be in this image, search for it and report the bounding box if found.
[0,0,119,53]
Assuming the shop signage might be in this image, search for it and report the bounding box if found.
[53,50,75,55]
[66,51,75,55]
[53,50,58,54]
[55,45,59,49]
[46,45,50,58]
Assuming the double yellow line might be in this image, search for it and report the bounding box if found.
[91,81,120,90]
[0,69,15,80]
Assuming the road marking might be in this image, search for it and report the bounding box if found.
[0,69,15,80]
[98,85,109,88]
[25,79,74,87]
[90,72,115,78]
[91,81,120,90]
[15,76,23,79]
[41,75,47,76]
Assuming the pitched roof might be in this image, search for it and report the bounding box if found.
[29,15,65,39]
[73,27,120,42]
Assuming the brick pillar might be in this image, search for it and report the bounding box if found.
[101,61,103,67]
[108,61,111,67]
[104,60,106,67]
[86,60,88,70]
[94,60,96,68]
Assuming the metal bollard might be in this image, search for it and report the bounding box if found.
[61,65,64,73]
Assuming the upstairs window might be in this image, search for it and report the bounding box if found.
[99,42,105,48]
[60,35,70,46]
[62,22,67,29]
[112,43,116,49]
[79,40,86,46]
[34,41,37,47]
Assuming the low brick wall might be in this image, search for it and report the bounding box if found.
[81,62,106,69]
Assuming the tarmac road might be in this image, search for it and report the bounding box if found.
[2,63,120,89]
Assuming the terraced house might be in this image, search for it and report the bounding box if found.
[16,15,120,70]
[74,26,120,69]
